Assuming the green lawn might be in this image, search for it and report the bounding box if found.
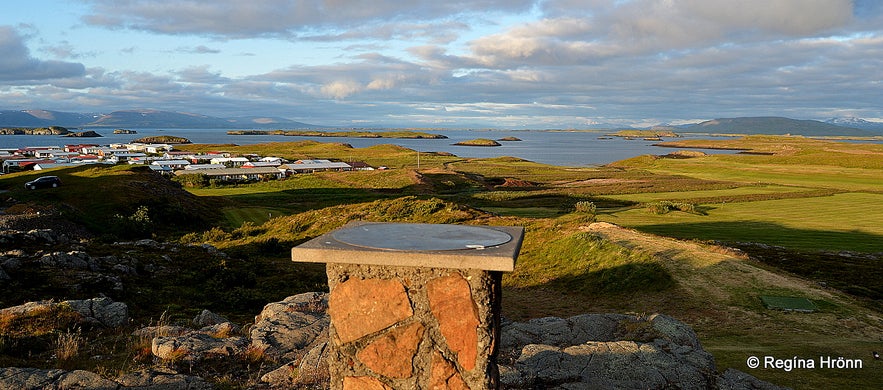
[650,160,882,192]
[603,184,810,203]
[221,207,289,226]
[601,193,883,252]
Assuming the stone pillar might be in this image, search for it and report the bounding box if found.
[291,222,523,390]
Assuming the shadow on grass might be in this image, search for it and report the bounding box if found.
[633,220,883,253]
[545,262,675,295]
[634,220,883,302]
[220,187,396,214]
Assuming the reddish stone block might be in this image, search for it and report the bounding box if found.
[357,322,425,378]
[429,350,470,390]
[342,376,392,390]
[426,273,479,371]
[328,278,413,344]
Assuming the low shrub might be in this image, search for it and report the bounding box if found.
[646,201,699,215]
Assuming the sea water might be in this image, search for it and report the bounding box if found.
[0,128,742,167]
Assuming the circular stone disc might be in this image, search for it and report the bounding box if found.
[332,223,512,251]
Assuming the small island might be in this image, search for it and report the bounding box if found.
[132,135,191,144]
[609,129,680,138]
[113,129,138,134]
[0,126,70,135]
[497,136,522,142]
[453,138,502,147]
[226,130,447,139]
[64,130,102,138]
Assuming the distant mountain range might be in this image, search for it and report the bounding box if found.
[2,109,882,136]
[0,109,320,129]
[673,116,881,136]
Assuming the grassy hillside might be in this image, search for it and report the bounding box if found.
[1,165,222,238]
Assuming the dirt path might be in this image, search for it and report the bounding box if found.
[580,222,883,338]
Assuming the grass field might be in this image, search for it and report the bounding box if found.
[601,193,883,252]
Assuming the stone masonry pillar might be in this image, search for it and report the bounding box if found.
[291,222,523,390]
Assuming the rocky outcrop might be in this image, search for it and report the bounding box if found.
[498,313,785,390]
[0,367,119,389]
[0,126,69,135]
[251,292,331,388]
[115,369,214,389]
[0,228,72,246]
[152,333,249,362]
[64,297,129,328]
[249,292,329,362]
[0,297,128,329]
[0,292,785,390]
[0,367,213,389]
[192,310,228,328]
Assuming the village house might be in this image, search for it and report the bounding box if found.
[128,157,165,165]
[210,157,250,167]
[150,160,191,170]
[16,147,58,157]
[184,163,225,170]
[33,162,81,170]
[96,147,130,157]
[186,154,225,164]
[283,159,352,174]
[46,150,81,159]
[174,166,283,182]
[2,159,55,173]
[105,152,147,164]
[145,144,174,154]
[163,151,193,160]
[259,156,286,164]
[347,161,374,171]
[64,144,98,153]
[70,155,102,164]
[242,161,280,168]
[80,145,108,154]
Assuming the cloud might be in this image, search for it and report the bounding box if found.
[320,80,363,99]
[470,0,856,68]
[0,26,86,82]
[80,0,533,39]
[4,1,882,128]
[176,45,221,54]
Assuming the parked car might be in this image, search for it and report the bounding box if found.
[24,176,62,190]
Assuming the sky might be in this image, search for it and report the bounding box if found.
[1,0,882,128]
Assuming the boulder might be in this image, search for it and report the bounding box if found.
[152,333,249,362]
[63,297,129,328]
[0,300,56,317]
[500,314,630,351]
[0,367,119,390]
[193,309,229,327]
[507,340,717,389]
[38,251,92,270]
[132,325,191,339]
[717,368,790,390]
[250,292,329,361]
[261,342,330,388]
[0,367,214,390]
[116,369,214,389]
[499,313,786,390]
[199,322,240,337]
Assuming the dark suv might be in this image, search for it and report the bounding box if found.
[25,176,62,190]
